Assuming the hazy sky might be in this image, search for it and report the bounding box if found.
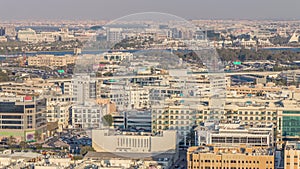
[0,0,299,21]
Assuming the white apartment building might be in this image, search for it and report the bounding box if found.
[100,83,150,111]
[239,38,257,47]
[46,95,75,131]
[17,28,38,43]
[152,102,198,136]
[128,85,150,109]
[106,28,123,43]
[17,28,66,43]
[72,74,97,105]
[101,52,133,63]
[72,101,107,129]
[196,122,274,147]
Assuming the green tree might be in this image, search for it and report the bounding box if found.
[80,146,95,156]
[102,114,113,127]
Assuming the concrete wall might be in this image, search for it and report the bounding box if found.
[92,129,178,153]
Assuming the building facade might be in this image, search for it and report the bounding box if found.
[46,95,74,131]
[187,146,274,169]
[112,110,152,132]
[92,129,178,154]
[196,122,274,147]
[285,141,300,169]
[27,55,76,67]
[0,96,47,142]
[72,102,107,128]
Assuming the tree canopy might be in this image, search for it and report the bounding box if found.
[102,114,113,127]
[217,48,300,62]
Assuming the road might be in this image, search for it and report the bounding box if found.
[172,149,187,169]
[44,69,300,84]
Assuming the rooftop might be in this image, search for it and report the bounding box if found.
[285,141,300,150]
[93,128,176,137]
[188,146,274,156]
[84,151,176,161]
[0,151,42,160]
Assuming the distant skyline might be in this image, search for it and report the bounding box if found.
[0,0,300,21]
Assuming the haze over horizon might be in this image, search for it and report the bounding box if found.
[0,0,300,21]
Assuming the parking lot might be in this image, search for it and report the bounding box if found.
[44,129,92,154]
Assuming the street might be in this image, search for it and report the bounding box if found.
[172,149,187,169]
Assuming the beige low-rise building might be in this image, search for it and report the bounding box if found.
[27,54,76,67]
[285,141,300,169]
[0,78,55,95]
[187,146,274,169]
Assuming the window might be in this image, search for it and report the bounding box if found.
[0,102,24,113]
[233,138,240,143]
[25,105,35,108]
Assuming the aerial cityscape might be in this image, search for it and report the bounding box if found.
[1,1,300,169]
